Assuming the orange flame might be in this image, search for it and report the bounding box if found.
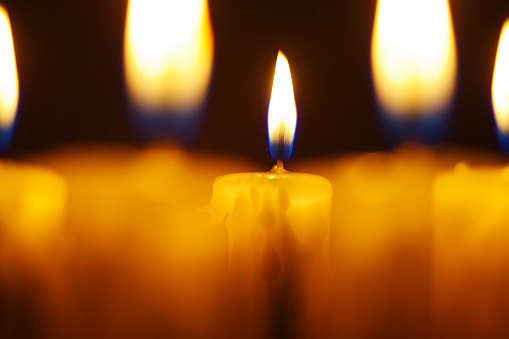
[492,19,509,134]
[0,6,18,130]
[371,0,457,116]
[124,0,214,113]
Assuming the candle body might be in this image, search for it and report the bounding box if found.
[0,159,67,338]
[26,144,258,338]
[204,166,332,338]
[432,163,509,338]
[296,144,436,338]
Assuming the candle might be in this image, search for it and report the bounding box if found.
[203,52,333,339]
[295,144,436,337]
[432,18,509,337]
[295,1,458,336]
[13,1,252,336]
[0,8,70,336]
[28,143,257,338]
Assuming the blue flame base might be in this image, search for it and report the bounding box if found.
[378,108,452,146]
[130,106,204,146]
[0,125,14,154]
[269,140,294,163]
[497,130,509,155]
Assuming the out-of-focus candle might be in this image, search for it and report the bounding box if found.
[3,1,248,336]
[0,8,70,337]
[296,144,436,338]
[432,163,509,338]
[204,52,333,339]
[432,19,509,338]
[291,1,458,336]
[30,144,257,338]
[0,160,68,339]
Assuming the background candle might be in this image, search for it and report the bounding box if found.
[296,144,435,337]
[0,160,68,338]
[4,1,258,337]
[27,143,258,338]
[294,0,459,336]
[432,163,509,338]
[431,19,509,338]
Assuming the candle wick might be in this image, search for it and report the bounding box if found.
[277,159,284,171]
[277,121,285,166]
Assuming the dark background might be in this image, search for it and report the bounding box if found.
[3,0,509,166]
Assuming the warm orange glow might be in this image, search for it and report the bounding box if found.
[371,0,457,116]
[0,6,18,129]
[124,0,214,112]
[268,51,297,160]
[492,19,509,133]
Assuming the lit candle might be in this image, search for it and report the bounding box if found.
[432,18,509,337]
[0,7,69,337]
[23,1,255,337]
[203,51,333,339]
[296,0,458,336]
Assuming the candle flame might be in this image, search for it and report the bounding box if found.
[0,6,19,151]
[124,0,214,113]
[492,19,509,138]
[371,0,457,117]
[268,51,297,162]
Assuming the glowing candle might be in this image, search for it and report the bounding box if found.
[0,5,67,254]
[203,51,332,339]
[0,8,69,336]
[431,19,509,337]
[294,1,457,336]
[15,2,252,337]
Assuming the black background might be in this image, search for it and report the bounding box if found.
[3,0,509,166]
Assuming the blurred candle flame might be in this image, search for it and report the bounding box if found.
[371,0,457,117]
[0,6,19,151]
[268,51,297,162]
[492,19,509,140]
[124,0,214,113]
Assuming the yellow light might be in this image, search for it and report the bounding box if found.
[124,0,214,113]
[492,19,509,134]
[371,0,457,116]
[0,6,19,129]
[268,51,297,160]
